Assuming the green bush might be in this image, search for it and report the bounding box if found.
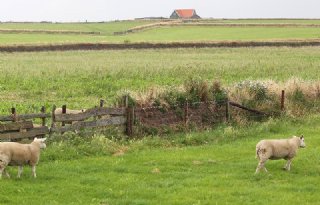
[290,87,306,104]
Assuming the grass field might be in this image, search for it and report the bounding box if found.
[0,26,320,45]
[0,115,319,204]
[1,47,320,113]
[120,26,320,42]
[191,19,320,24]
[1,19,320,45]
[0,21,158,35]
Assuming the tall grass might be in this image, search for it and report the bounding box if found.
[1,47,320,113]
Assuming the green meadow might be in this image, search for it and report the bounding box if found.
[0,26,320,45]
[1,20,320,205]
[0,19,320,44]
[0,21,157,35]
[194,19,320,24]
[0,115,320,204]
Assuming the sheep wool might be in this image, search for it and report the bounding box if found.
[255,135,305,173]
[0,137,46,179]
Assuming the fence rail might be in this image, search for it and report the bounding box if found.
[0,121,33,132]
[0,113,51,121]
[54,107,126,122]
[51,116,126,133]
[0,126,49,141]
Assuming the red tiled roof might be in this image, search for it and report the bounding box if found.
[175,9,195,18]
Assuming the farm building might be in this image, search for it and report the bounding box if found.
[170,9,201,19]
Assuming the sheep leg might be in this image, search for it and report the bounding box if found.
[284,159,292,171]
[4,169,10,178]
[0,167,10,179]
[31,165,37,178]
[17,166,23,178]
[255,161,267,174]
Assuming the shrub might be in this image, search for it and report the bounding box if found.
[211,80,228,105]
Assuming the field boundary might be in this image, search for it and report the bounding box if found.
[1,40,320,52]
[0,98,271,141]
[0,29,101,35]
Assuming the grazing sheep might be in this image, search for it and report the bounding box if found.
[255,135,305,173]
[54,108,86,125]
[0,137,47,179]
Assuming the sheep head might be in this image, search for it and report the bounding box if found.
[34,137,47,149]
[299,135,306,148]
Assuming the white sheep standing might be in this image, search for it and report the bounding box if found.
[0,137,47,179]
[255,135,305,174]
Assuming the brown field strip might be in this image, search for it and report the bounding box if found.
[1,41,320,52]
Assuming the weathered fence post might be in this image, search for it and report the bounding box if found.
[225,98,230,122]
[51,105,56,129]
[41,106,46,126]
[11,107,17,122]
[126,106,134,137]
[281,90,285,111]
[125,95,129,107]
[98,99,105,119]
[184,99,189,126]
[100,99,105,108]
[124,94,134,137]
[62,105,67,127]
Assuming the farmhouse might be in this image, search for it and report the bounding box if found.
[170,9,201,19]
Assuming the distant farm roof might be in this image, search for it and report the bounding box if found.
[170,9,201,19]
[175,9,195,18]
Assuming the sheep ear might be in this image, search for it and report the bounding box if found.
[300,135,304,139]
[34,137,38,140]
[42,138,47,142]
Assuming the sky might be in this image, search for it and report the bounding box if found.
[1,0,320,22]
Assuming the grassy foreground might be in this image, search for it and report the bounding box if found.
[0,115,320,204]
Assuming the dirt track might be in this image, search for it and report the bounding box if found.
[1,41,320,52]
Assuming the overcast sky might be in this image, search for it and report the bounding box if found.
[1,0,320,22]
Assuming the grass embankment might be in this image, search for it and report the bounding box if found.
[0,115,319,204]
[1,47,320,113]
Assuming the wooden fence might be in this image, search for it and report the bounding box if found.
[0,96,274,141]
[0,103,128,141]
[0,107,50,141]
